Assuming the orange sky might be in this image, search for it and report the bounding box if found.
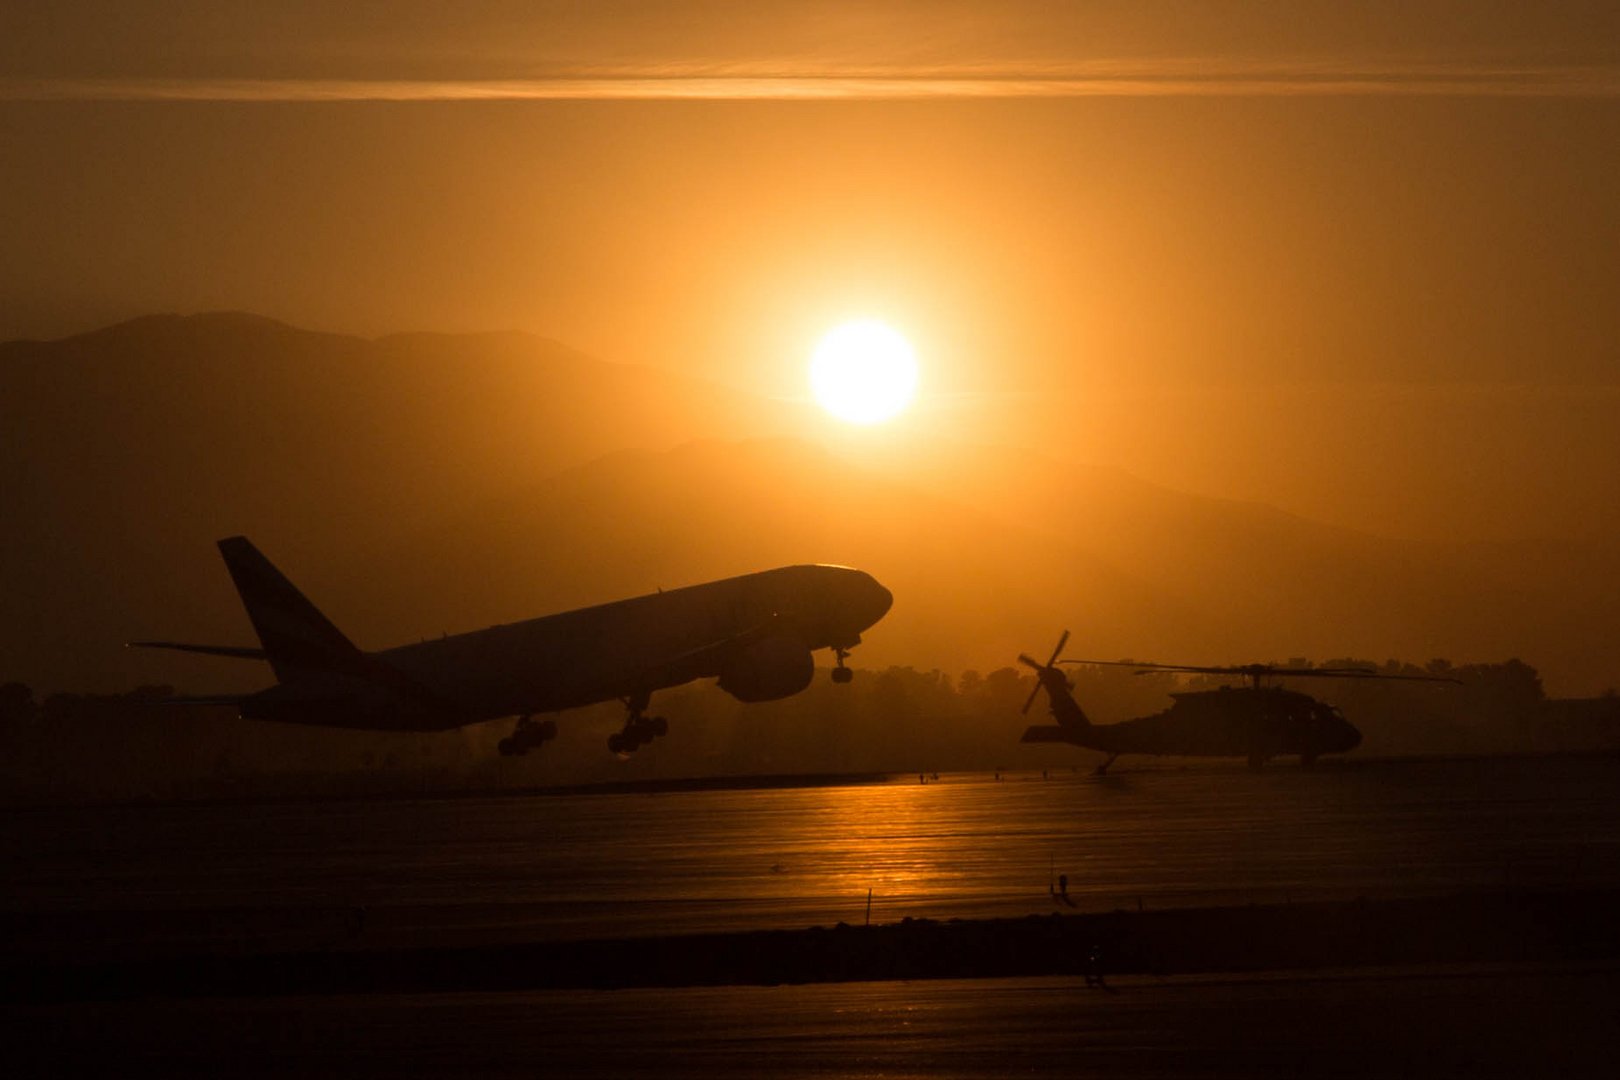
[3,2,1618,540]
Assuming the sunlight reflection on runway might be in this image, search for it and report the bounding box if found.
[5,756,1619,954]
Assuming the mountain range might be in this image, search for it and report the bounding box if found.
[4,313,1614,697]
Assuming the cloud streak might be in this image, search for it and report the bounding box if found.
[6,60,1619,102]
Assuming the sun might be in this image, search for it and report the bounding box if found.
[809,319,919,424]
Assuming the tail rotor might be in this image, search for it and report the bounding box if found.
[1019,629,1070,714]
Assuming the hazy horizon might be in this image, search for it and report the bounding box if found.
[6,311,1617,702]
[11,309,1620,547]
[5,4,1618,687]
[9,14,1620,1073]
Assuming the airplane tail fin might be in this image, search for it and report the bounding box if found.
[216,536,367,683]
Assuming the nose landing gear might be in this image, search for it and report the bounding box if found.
[498,715,558,757]
[608,692,669,756]
[831,647,854,684]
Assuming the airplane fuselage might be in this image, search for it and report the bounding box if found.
[238,563,892,731]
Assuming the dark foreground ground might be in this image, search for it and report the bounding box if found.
[11,888,1618,1001]
[8,890,1620,1076]
[9,966,1618,1077]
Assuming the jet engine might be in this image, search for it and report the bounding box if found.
[717,634,815,702]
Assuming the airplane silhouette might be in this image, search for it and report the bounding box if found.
[134,537,892,756]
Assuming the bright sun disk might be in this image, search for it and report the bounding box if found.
[809,319,918,424]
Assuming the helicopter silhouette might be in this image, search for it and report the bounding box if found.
[1018,631,1459,773]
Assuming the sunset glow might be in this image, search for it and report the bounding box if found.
[809,319,919,425]
[7,5,1620,1071]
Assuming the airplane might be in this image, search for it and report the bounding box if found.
[133,536,893,757]
[1017,631,1456,773]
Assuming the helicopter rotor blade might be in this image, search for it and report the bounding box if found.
[1057,658,1462,684]
[1225,667,1464,683]
[1334,671,1465,684]
[1020,629,1071,715]
[1059,659,1224,674]
[1021,684,1040,716]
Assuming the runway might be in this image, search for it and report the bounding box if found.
[11,966,1618,1077]
[6,755,1618,959]
[8,755,1620,1073]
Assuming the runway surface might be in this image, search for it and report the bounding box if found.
[11,966,1619,1077]
[5,755,1619,957]
[8,754,1620,1074]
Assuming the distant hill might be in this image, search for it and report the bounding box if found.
[327,437,1199,680]
[1,313,810,689]
[4,313,1616,697]
[333,434,1617,690]
[859,440,1620,676]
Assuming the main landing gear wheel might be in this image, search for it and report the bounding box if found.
[499,715,558,757]
[831,647,854,684]
[609,693,669,756]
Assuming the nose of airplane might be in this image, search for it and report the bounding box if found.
[853,571,894,630]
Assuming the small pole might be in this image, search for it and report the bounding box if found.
[865,888,873,927]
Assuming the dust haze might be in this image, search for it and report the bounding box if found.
[3,3,1619,795]
[9,13,1620,1079]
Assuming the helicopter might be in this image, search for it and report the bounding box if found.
[1017,631,1459,773]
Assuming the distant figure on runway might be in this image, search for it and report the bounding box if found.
[1051,872,1076,907]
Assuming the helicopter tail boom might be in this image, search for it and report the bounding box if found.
[1017,631,1095,733]
[1020,725,1075,744]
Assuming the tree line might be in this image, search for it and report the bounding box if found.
[2,657,1615,805]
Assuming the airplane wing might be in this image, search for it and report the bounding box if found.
[615,616,788,693]
[128,641,269,661]
[147,694,253,707]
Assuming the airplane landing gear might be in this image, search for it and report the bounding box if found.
[499,715,557,757]
[608,692,668,756]
[1094,753,1118,776]
[831,647,854,684]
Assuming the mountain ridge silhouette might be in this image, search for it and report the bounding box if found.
[4,313,1614,695]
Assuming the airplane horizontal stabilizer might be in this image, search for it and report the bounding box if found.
[128,641,269,661]
[1020,725,1075,744]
